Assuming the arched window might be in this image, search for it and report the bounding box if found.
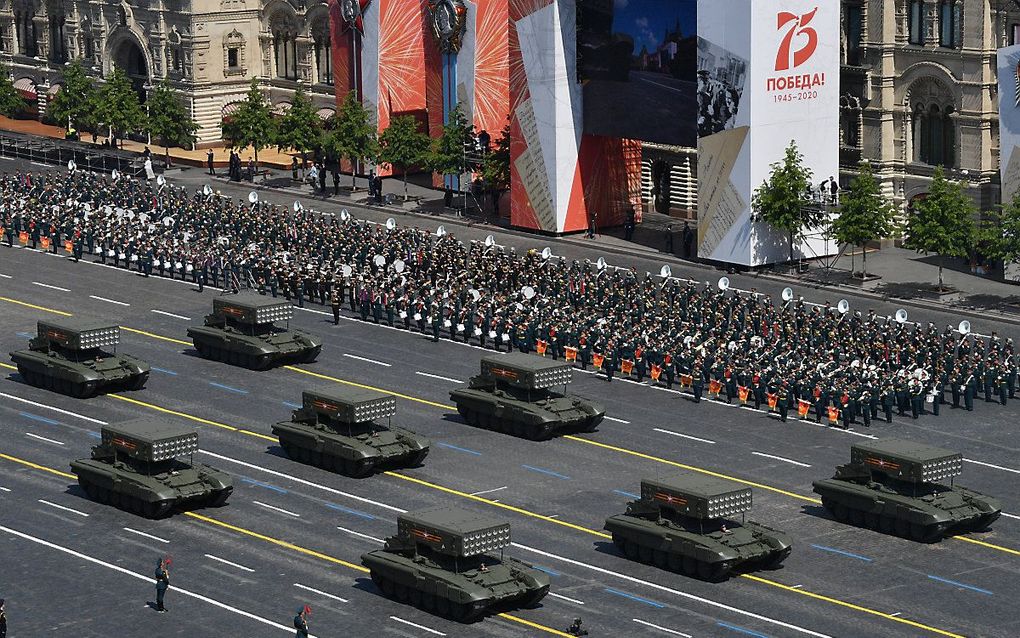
[840,94,861,149]
[312,20,332,85]
[909,0,925,45]
[14,0,39,57]
[270,15,298,81]
[47,2,66,63]
[909,76,955,168]
[939,0,959,48]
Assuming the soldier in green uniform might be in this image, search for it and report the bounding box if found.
[154,557,170,613]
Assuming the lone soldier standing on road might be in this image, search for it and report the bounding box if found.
[154,557,170,613]
[294,606,310,638]
[331,287,341,325]
[1,598,7,638]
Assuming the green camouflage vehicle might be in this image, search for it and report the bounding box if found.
[272,387,430,477]
[362,506,549,622]
[605,475,792,581]
[188,293,322,370]
[813,439,1001,542]
[450,353,605,440]
[11,319,149,398]
[71,418,233,518]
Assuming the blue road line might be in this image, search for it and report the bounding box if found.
[20,411,60,426]
[927,574,993,595]
[613,489,640,499]
[16,331,33,338]
[282,401,302,409]
[531,565,560,577]
[604,588,665,608]
[151,367,178,376]
[240,477,288,494]
[87,431,101,439]
[521,464,570,480]
[209,381,248,394]
[717,622,771,638]
[437,442,482,456]
[325,502,376,520]
[810,544,873,562]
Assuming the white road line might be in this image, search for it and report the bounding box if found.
[252,500,301,518]
[604,416,630,424]
[548,592,585,605]
[198,450,403,513]
[469,486,508,496]
[205,553,256,573]
[0,486,11,492]
[512,543,831,638]
[0,273,11,279]
[26,432,65,445]
[0,524,311,635]
[389,616,446,636]
[965,458,1020,474]
[32,281,70,292]
[123,527,170,544]
[38,499,88,517]
[415,371,464,384]
[632,618,692,637]
[89,294,129,306]
[343,353,391,367]
[151,309,192,320]
[0,392,108,425]
[336,526,385,543]
[293,583,349,603]
[652,428,716,444]
[890,612,902,617]
[1001,512,1020,520]
[752,451,812,468]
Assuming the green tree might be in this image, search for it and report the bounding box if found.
[47,59,93,132]
[751,141,820,265]
[0,62,25,117]
[427,104,474,186]
[902,166,975,290]
[274,86,321,175]
[322,91,378,190]
[831,162,897,278]
[481,123,511,214]
[977,190,1020,268]
[145,79,198,168]
[377,114,430,200]
[96,67,146,149]
[220,79,277,176]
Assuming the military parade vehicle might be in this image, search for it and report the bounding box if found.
[450,353,605,440]
[362,506,549,622]
[11,319,150,398]
[813,439,1001,542]
[188,292,322,370]
[71,418,233,518]
[605,474,792,581]
[273,387,430,477]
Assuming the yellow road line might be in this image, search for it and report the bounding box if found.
[107,394,277,442]
[1,362,17,371]
[285,365,457,410]
[0,452,76,479]
[564,435,822,504]
[741,574,964,638]
[0,296,72,316]
[119,326,191,346]
[385,471,612,539]
[952,535,1020,557]
[498,613,575,637]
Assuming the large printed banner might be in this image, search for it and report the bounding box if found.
[697,0,839,266]
[997,45,1020,282]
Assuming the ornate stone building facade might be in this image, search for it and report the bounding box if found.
[840,0,1020,213]
[0,0,338,144]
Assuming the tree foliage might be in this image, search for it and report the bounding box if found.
[0,62,26,117]
[481,123,511,213]
[750,141,819,264]
[96,67,146,148]
[427,105,474,180]
[146,79,197,167]
[831,162,897,277]
[322,91,378,190]
[378,115,430,200]
[220,78,277,172]
[902,166,975,290]
[275,87,321,160]
[48,59,93,130]
[977,190,1020,266]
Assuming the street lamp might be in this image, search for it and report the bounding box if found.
[143,82,152,146]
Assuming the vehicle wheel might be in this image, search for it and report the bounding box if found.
[696,561,715,580]
[623,540,639,560]
[351,460,371,478]
[208,488,232,507]
[370,571,383,588]
[251,355,271,370]
[394,583,409,602]
[894,518,910,538]
[763,548,790,570]
[448,602,468,622]
[457,405,469,420]
[849,508,865,527]
[667,553,683,572]
[435,597,450,617]
[379,576,395,598]
[421,593,436,611]
[108,491,122,508]
[408,450,428,467]
[78,479,96,499]
[130,373,149,391]
[682,555,698,576]
[195,342,209,358]
[832,503,849,522]
[301,346,321,363]
[511,421,526,438]
[652,549,668,568]
[580,416,600,433]
[638,545,653,563]
[611,533,626,551]
[879,515,895,534]
[864,512,880,530]
[710,562,732,582]
[409,589,422,608]
[910,523,938,543]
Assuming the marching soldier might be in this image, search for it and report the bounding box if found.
[294,606,310,638]
[330,287,341,325]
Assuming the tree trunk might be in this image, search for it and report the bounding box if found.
[403,169,409,201]
[788,230,795,267]
[164,145,170,169]
[351,157,357,191]
[254,147,259,180]
[861,243,868,278]
[938,255,944,291]
[850,247,856,278]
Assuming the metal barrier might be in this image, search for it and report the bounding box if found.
[0,131,139,174]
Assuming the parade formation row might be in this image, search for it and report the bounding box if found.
[8,292,1002,623]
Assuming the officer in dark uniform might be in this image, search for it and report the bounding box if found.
[0,598,6,638]
[881,384,895,423]
[330,288,341,325]
[154,557,170,613]
[294,606,310,638]
[567,617,588,636]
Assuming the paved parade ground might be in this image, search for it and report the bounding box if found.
[2,166,1020,638]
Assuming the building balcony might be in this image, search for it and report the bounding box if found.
[839,146,862,168]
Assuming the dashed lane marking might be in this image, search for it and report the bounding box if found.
[604,416,630,424]
[37,499,88,517]
[652,428,716,444]
[415,371,464,384]
[0,273,11,278]
[964,458,1020,474]
[0,486,11,492]
[389,616,446,636]
[118,326,191,346]
[252,500,301,518]
[32,281,70,292]
[25,432,65,445]
[293,583,348,604]
[205,553,256,573]
[0,392,108,424]
[107,394,276,442]
[548,592,585,605]
[751,451,812,468]
[209,381,249,395]
[122,527,170,544]
[632,618,691,637]
[343,353,391,367]
[151,309,192,320]
[716,621,771,638]
[284,365,455,410]
[926,575,993,595]
[89,294,129,306]
[336,526,385,543]
[469,486,508,496]
[604,588,665,608]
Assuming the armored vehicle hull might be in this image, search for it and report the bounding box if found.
[273,421,429,477]
[71,458,232,518]
[361,551,549,622]
[813,478,1000,542]
[605,514,791,581]
[451,388,604,440]
[12,349,149,398]
[188,325,321,370]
